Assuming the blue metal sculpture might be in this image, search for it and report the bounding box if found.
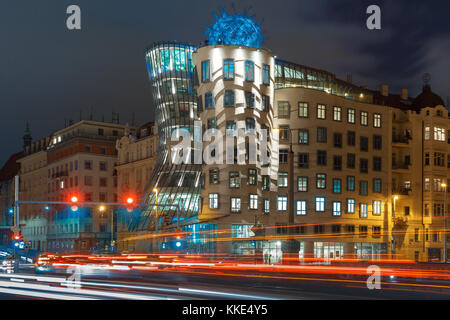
[206,10,264,48]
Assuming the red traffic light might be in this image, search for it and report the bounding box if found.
[126,197,134,204]
[71,196,78,203]
[13,233,22,241]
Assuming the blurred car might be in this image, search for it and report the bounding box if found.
[35,253,59,274]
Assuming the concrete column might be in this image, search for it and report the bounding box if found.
[344,242,355,259]
[304,241,314,259]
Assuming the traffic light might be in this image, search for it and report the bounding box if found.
[70,195,78,203]
[12,233,24,249]
[8,208,14,214]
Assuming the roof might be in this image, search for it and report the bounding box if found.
[0,152,23,182]
[411,85,445,111]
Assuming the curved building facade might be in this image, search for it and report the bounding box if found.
[130,42,203,236]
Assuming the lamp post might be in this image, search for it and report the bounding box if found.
[442,183,447,263]
[392,195,399,258]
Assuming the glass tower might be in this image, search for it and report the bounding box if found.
[128,42,203,233]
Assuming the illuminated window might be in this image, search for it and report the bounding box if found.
[298,130,309,144]
[333,179,341,193]
[298,102,308,118]
[263,199,270,213]
[209,193,219,209]
[347,199,355,213]
[425,127,430,140]
[373,114,382,128]
[315,197,326,212]
[280,126,289,141]
[317,104,326,119]
[209,168,219,184]
[229,172,240,188]
[316,174,326,189]
[298,177,308,192]
[277,196,288,211]
[360,203,368,218]
[278,173,288,188]
[245,61,254,81]
[231,197,241,213]
[248,169,257,185]
[223,59,234,80]
[373,201,381,215]
[332,202,342,216]
[434,127,446,141]
[373,178,382,193]
[333,106,342,121]
[347,108,355,123]
[249,194,258,209]
[360,111,368,126]
[297,200,307,216]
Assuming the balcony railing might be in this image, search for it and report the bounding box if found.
[392,135,411,144]
[392,163,411,170]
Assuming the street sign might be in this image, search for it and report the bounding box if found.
[10,227,19,233]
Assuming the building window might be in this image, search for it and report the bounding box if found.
[347,108,355,124]
[333,133,342,148]
[205,92,214,108]
[99,161,107,171]
[223,59,234,80]
[360,111,368,126]
[245,118,255,132]
[277,196,288,211]
[347,176,355,191]
[98,128,104,136]
[296,200,307,216]
[278,173,288,188]
[298,177,308,192]
[333,179,342,193]
[229,172,240,188]
[316,174,326,189]
[262,175,270,191]
[248,169,257,185]
[84,160,92,170]
[373,179,382,193]
[279,149,288,164]
[360,136,368,151]
[332,202,342,216]
[425,153,430,166]
[245,91,255,109]
[333,106,342,121]
[298,130,309,144]
[315,197,326,212]
[207,118,216,131]
[298,153,309,168]
[262,64,270,85]
[434,127,446,141]
[347,153,356,169]
[373,157,382,171]
[209,168,219,184]
[298,102,308,118]
[347,199,355,213]
[434,152,445,167]
[84,176,93,186]
[373,201,381,215]
[99,177,107,187]
[373,114,382,128]
[201,60,210,82]
[224,90,235,107]
[245,60,254,81]
[249,194,258,210]
[263,199,270,214]
[280,126,290,141]
[360,181,368,195]
[373,135,382,150]
[231,197,241,213]
[278,101,290,118]
[360,159,368,173]
[317,127,327,143]
[317,150,327,166]
[425,127,430,140]
[360,203,368,218]
[317,104,326,119]
[209,194,219,209]
[262,95,270,112]
[347,131,356,146]
[333,156,342,171]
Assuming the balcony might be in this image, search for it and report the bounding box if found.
[392,134,411,145]
[392,163,411,172]
[51,171,69,179]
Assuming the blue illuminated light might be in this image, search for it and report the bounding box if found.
[206,10,264,48]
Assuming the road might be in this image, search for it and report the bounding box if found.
[0,266,449,300]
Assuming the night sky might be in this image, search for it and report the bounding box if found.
[1,0,449,166]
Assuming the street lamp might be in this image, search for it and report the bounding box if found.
[442,183,447,263]
[392,195,399,258]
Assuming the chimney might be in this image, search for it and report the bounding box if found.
[380,84,389,97]
[401,88,408,100]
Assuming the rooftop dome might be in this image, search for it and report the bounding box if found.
[411,84,444,110]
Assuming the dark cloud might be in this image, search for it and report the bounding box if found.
[0,0,448,166]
